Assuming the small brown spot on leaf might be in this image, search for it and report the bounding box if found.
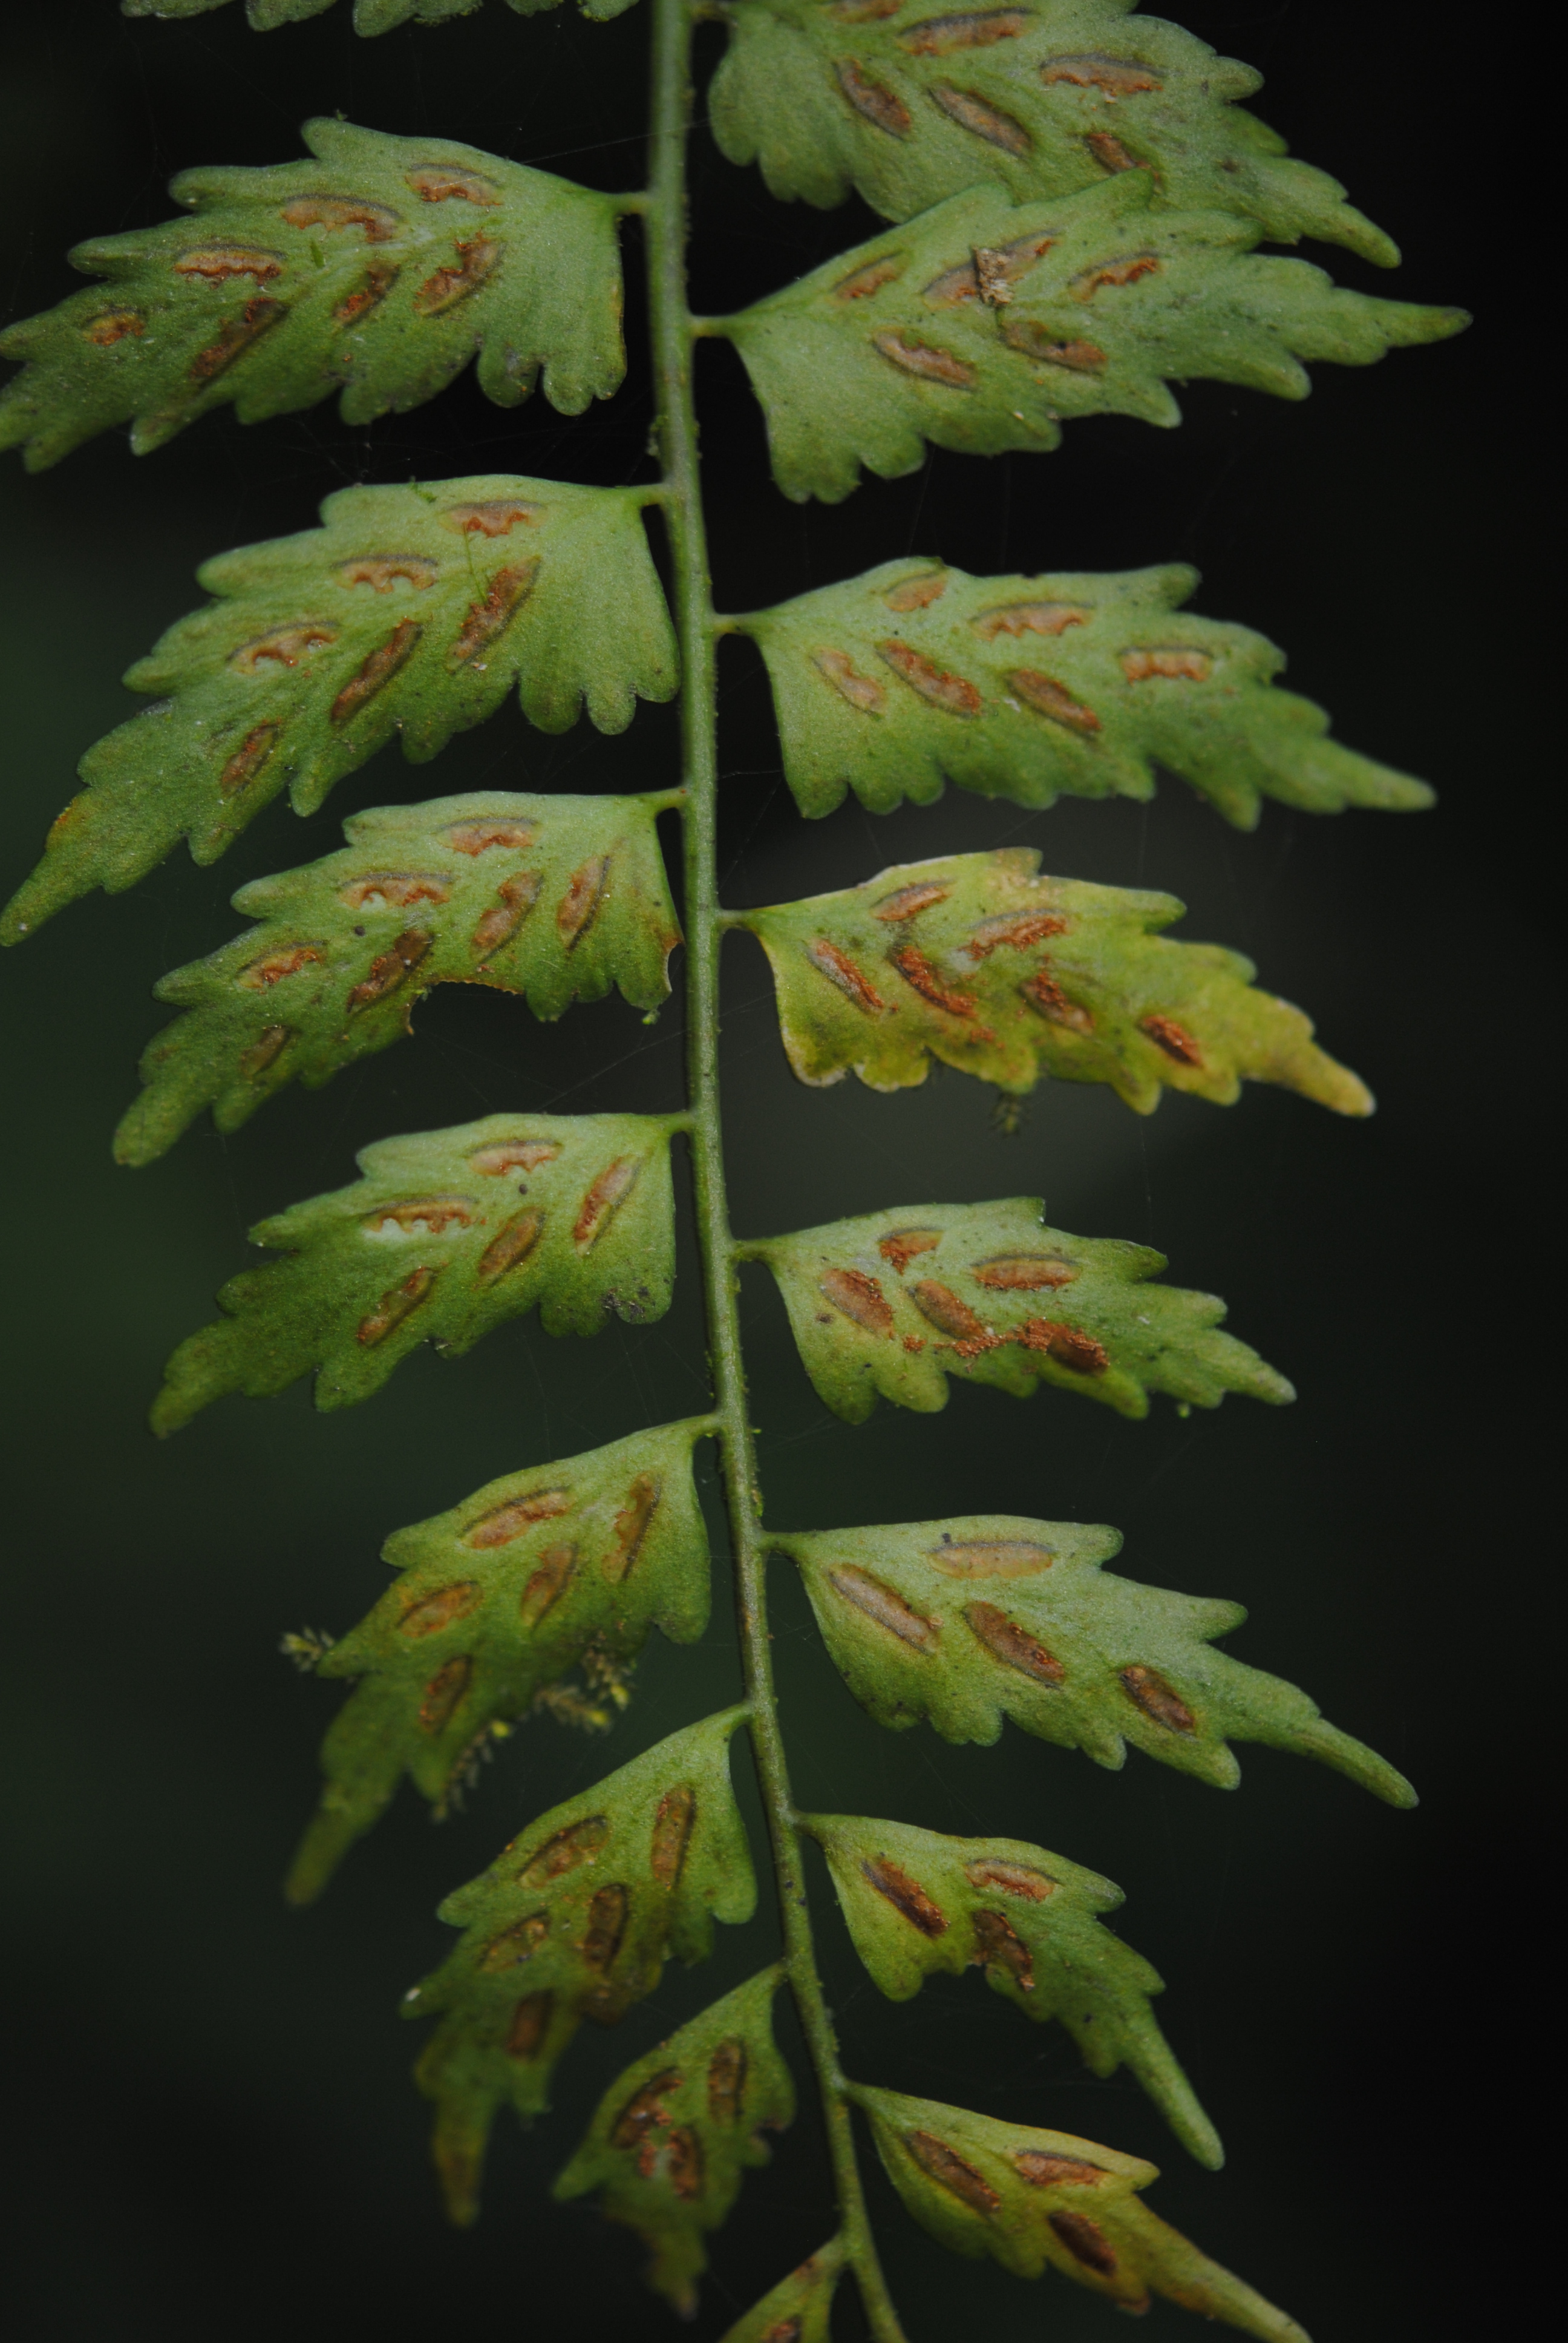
[176,246,284,284]
[188,296,286,383]
[446,819,537,856]
[476,1208,543,1282]
[877,641,983,715]
[928,1538,1053,1579]
[605,1473,661,1584]
[1002,323,1107,370]
[902,1334,927,1351]
[973,247,1016,303]
[874,882,950,921]
[557,854,612,949]
[468,1138,558,1176]
[347,925,432,1012]
[406,166,501,206]
[357,1265,437,1346]
[900,8,1031,51]
[330,617,422,725]
[518,1542,576,1627]
[833,254,907,301]
[418,1653,471,1732]
[812,647,886,712]
[479,1910,550,1971]
[574,1156,639,1250]
[1120,1663,1198,1734]
[967,1858,1056,1900]
[836,59,913,135]
[229,623,338,675]
[861,1856,949,1936]
[414,235,502,316]
[1017,2149,1106,2185]
[1009,670,1101,731]
[925,230,1056,307]
[1140,1013,1203,1066]
[910,1280,988,1340]
[968,911,1070,956]
[829,0,901,15]
[520,1815,608,1888]
[336,554,438,593]
[807,939,887,1012]
[281,195,399,242]
[965,1600,1066,1682]
[505,1990,553,2058]
[580,1883,629,1970]
[1020,968,1094,1032]
[238,1023,290,1081]
[872,330,976,387]
[818,1266,894,1332]
[972,600,1089,640]
[878,1227,942,1271]
[1083,131,1140,173]
[663,2126,704,2200]
[1016,1318,1109,1374]
[707,2037,747,2125]
[611,2069,681,2148]
[973,1906,1035,1987]
[972,1253,1077,1289]
[1072,253,1160,299]
[762,2322,803,2343]
[448,559,540,667]
[649,1783,696,1886]
[219,723,282,797]
[889,946,982,1019]
[1048,2210,1120,2273]
[827,1565,938,1648]
[339,871,451,909]
[83,308,144,346]
[907,2130,1000,2214]
[468,1489,570,1548]
[442,500,542,537]
[883,571,949,611]
[365,1197,473,1235]
[1121,646,1213,682]
[332,263,398,326]
[238,944,325,991]
[1041,53,1162,94]
[929,85,1032,154]
[398,1580,482,1638]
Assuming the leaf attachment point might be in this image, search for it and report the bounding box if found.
[746,1196,1292,1422]
[152,1109,681,1431]
[740,846,1370,1113]
[780,1513,1414,1806]
[1,474,676,940]
[406,1705,756,2224]
[0,120,630,471]
[803,1812,1220,2165]
[715,2236,847,2343]
[854,2086,1309,2338]
[116,790,681,1164]
[740,557,1431,827]
[286,1418,714,1902]
[554,1966,795,2314]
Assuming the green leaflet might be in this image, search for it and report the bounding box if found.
[1,474,676,940]
[710,0,1396,266]
[405,1706,756,2223]
[718,173,1466,503]
[738,557,1431,827]
[854,2086,1306,2338]
[739,847,1370,1113]
[286,1420,714,1905]
[115,791,682,1167]
[0,119,629,473]
[779,1513,1413,1804]
[122,0,638,30]
[152,1109,681,1432]
[801,1812,1220,2166]
[716,2238,847,2343]
[744,1196,1291,1422]
[554,1968,795,2313]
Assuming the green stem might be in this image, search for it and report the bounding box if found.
[644,5,906,2336]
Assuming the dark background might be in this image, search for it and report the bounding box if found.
[0,5,1552,2339]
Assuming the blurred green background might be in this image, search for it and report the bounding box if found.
[0,5,1550,2338]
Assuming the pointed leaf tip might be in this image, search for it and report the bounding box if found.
[716,2237,847,2343]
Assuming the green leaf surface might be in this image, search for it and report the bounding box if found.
[554,1967,795,2313]
[286,1419,714,1904]
[716,2238,848,2343]
[745,1195,1291,1422]
[0,119,629,471]
[855,2085,1307,2338]
[802,1812,1220,2164]
[405,1706,756,2222]
[1,474,676,940]
[116,791,682,1165]
[719,173,1465,502]
[123,0,638,30]
[711,0,1395,267]
[779,1513,1412,1804]
[739,556,1431,826]
[739,846,1370,1113]
[152,1109,681,1432]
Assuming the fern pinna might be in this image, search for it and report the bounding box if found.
[0,4,1463,2336]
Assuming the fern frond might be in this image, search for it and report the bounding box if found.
[802,1812,1220,2164]
[554,1967,795,2313]
[853,2086,1307,2337]
[114,791,681,1165]
[739,847,1369,1113]
[717,2240,847,2342]
[286,1419,713,1902]
[1,476,675,940]
[710,0,1396,267]
[745,1196,1290,1422]
[405,1706,755,2223]
[0,120,629,471]
[719,174,1465,502]
[739,557,1431,825]
[152,1110,681,1432]
[780,1514,1412,1804]
[122,0,637,29]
